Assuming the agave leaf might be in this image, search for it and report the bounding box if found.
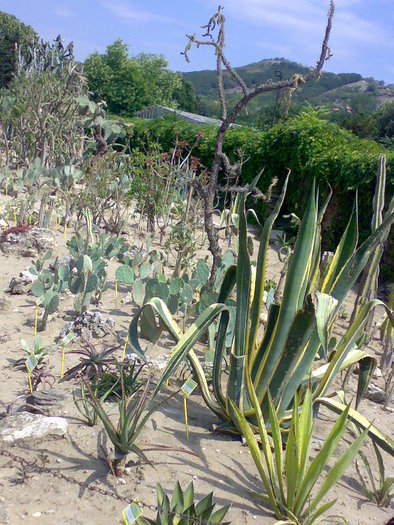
[248,172,289,356]
[307,425,368,515]
[356,356,377,409]
[285,399,299,510]
[313,299,392,400]
[83,379,119,446]
[297,389,313,483]
[305,499,337,525]
[233,193,251,359]
[312,291,338,356]
[254,180,318,401]
[316,397,394,457]
[171,481,184,512]
[183,482,194,512]
[321,198,358,294]
[230,398,281,517]
[294,406,350,515]
[329,209,394,311]
[209,504,231,523]
[195,493,213,517]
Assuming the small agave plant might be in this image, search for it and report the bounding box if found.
[136,481,231,524]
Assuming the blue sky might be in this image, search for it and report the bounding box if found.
[2,0,393,83]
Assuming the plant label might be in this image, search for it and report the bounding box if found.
[26,354,38,373]
[122,502,143,524]
[181,378,197,396]
[63,331,75,344]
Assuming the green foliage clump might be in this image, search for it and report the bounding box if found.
[84,40,198,116]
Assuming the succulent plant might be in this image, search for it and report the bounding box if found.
[136,481,231,524]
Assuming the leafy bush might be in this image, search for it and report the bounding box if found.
[129,113,393,257]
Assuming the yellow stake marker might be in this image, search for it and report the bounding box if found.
[115,281,118,308]
[181,378,197,441]
[122,335,129,360]
[60,342,66,379]
[27,366,33,394]
[13,208,17,224]
[64,221,67,240]
[28,216,31,225]
[184,395,189,441]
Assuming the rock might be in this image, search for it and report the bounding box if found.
[61,310,115,341]
[373,367,382,378]
[6,268,36,295]
[365,384,386,403]
[0,411,68,444]
[0,227,56,256]
[0,497,9,524]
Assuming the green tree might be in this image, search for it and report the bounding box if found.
[376,101,394,140]
[84,41,199,115]
[0,11,38,88]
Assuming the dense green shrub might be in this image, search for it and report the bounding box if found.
[129,113,393,255]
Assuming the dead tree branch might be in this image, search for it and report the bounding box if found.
[182,2,335,272]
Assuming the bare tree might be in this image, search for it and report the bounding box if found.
[182,2,335,272]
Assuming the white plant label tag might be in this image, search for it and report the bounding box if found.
[181,378,198,396]
[63,331,75,344]
[26,354,38,373]
[122,502,143,524]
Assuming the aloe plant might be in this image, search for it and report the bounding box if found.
[232,387,368,524]
[129,174,394,455]
[136,481,231,524]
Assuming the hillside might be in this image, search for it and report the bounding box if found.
[183,59,394,125]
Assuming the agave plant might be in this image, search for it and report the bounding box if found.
[84,370,191,476]
[136,481,231,525]
[355,438,394,508]
[232,387,368,525]
[129,173,394,455]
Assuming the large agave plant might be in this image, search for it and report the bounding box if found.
[129,174,394,454]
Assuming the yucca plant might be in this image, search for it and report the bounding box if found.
[231,386,368,524]
[136,481,231,524]
[129,174,394,454]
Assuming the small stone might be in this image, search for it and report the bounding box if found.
[32,512,41,518]
[192,475,197,480]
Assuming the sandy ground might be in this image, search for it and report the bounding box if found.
[0,195,393,525]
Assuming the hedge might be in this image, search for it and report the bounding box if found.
[129,114,393,274]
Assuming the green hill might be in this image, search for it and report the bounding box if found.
[183,59,394,126]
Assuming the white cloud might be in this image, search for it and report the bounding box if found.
[101,0,176,25]
[209,0,389,46]
[53,6,74,18]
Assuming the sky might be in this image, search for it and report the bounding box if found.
[1,0,393,84]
